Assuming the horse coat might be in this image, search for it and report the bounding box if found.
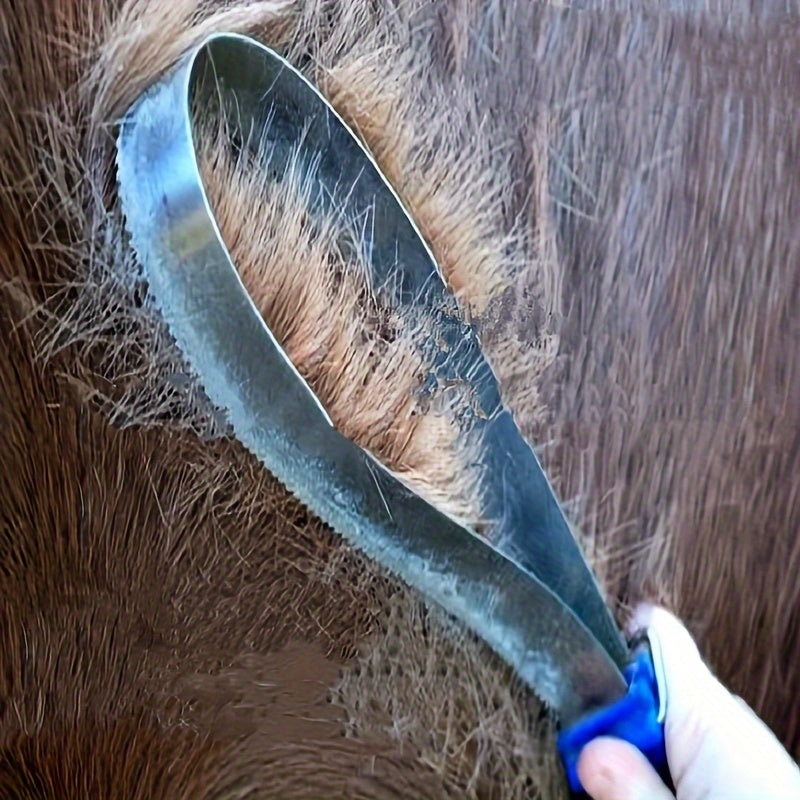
[1,1,798,796]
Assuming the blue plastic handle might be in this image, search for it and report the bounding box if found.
[557,641,668,793]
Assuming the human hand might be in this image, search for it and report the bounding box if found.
[577,605,800,800]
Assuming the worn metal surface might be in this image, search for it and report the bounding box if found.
[117,33,628,722]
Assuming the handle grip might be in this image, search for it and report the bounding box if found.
[557,638,669,794]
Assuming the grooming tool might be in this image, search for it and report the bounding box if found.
[117,33,668,792]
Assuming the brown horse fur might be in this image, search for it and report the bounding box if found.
[197,126,485,526]
[1,1,799,798]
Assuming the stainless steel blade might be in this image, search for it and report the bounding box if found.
[116,33,629,720]
[174,34,625,665]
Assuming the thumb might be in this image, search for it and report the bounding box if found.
[632,605,800,799]
[577,736,674,800]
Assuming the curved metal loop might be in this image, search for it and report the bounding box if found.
[116,33,627,720]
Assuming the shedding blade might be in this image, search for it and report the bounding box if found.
[116,33,628,723]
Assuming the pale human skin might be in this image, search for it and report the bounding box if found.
[577,605,800,800]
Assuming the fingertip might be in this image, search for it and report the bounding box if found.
[634,605,720,714]
[577,737,674,800]
[576,737,623,799]
[627,604,693,649]
[646,606,699,652]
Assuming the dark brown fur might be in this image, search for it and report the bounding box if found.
[1,1,798,797]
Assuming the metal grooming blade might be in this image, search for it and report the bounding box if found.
[117,33,668,789]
